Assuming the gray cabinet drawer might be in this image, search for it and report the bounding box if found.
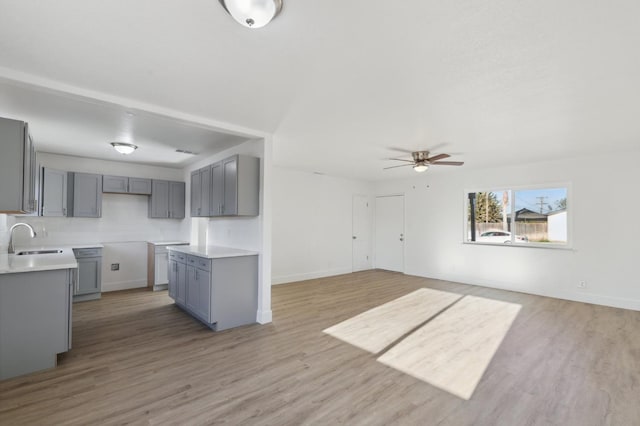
[186,255,211,271]
[169,251,187,263]
[197,258,211,271]
[73,248,102,258]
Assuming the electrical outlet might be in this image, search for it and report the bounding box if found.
[577,280,587,289]
[111,263,120,271]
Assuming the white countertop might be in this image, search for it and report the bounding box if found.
[168,245,259,259]
[147,241,190,246]
[0,248,78,274]
[22,243,105,250]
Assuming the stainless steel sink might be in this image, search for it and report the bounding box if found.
[16,249,64,256]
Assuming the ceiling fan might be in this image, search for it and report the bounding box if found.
[384,151,464,173]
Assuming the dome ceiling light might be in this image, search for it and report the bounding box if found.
[219,0,283,28]
[110,142,138,155]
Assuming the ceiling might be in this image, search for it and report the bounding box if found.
[0,1,639,179]
[0,79,250,168]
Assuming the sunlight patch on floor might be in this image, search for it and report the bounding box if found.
[377,295,521,400]
[323,288,462,353]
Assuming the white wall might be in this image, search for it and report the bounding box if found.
[272,168,374,284]
[3,152,189,291]
[374,149,640,311]
[183,138,273,323]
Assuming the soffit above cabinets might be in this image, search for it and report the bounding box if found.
[0,79,252,169]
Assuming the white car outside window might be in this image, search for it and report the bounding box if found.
[476,230,528,243]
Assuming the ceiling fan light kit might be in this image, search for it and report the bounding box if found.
[219,0,283,28]
[384,150,464,172]
[110,142,138,155]
[413,163,429,173]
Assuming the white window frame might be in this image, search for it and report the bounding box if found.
[463,182,572,249]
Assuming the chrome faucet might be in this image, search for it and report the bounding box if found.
[8,223,37,254]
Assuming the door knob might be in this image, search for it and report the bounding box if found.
[352,236,357,240]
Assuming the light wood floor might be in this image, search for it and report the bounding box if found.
[1,270,639,425]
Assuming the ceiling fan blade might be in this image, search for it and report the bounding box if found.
[426,153,450,162]
[431,161,464,166]
[383,164,413,170]
[387,158,414,162]
[387,146,415,154]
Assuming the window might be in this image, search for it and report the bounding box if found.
[465,186,569,247]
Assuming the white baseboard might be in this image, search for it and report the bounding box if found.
[272,267,353,285]
[256,309,273,324]
[102,279,147,292]
[417,272,640,312]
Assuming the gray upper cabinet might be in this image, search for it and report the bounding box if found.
[149,180,169,218]
[222,156,239,216]
[223,155,259,216]
[70,172,102,217]
[103,175,152,195]
[41,168,68,217]
[210,161,224,216]
[190,166,211,217]
[169,181,186,219]
[102,175,128,193]
[128,177,152,195]
[148,180,185,219]
[190,170,201,217]
[192,155,259,218]
[0,117,37,214]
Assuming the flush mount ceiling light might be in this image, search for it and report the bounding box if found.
[110,142,138,155]
[219,0,283,28]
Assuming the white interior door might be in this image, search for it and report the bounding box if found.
[352,195,372,272]
[375,195,404,272]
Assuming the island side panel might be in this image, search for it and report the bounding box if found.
[0,269,70,380]
[211,255,258,331]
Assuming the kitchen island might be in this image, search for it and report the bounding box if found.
[0,248,77,380]
[167,245,258,331]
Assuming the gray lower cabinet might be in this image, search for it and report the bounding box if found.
[73,248,102,301]
[168,251,258,331]
[169,252,187,306]
[0,116,37,214]
[148,180,185,219]
[148,242,189,291]
[41,168,68,217]
[69,172,102,217]
[0,268,73,380]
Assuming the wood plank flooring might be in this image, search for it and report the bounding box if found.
[1,270,639,425]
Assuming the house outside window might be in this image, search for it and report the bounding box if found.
[465,185,570,247]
